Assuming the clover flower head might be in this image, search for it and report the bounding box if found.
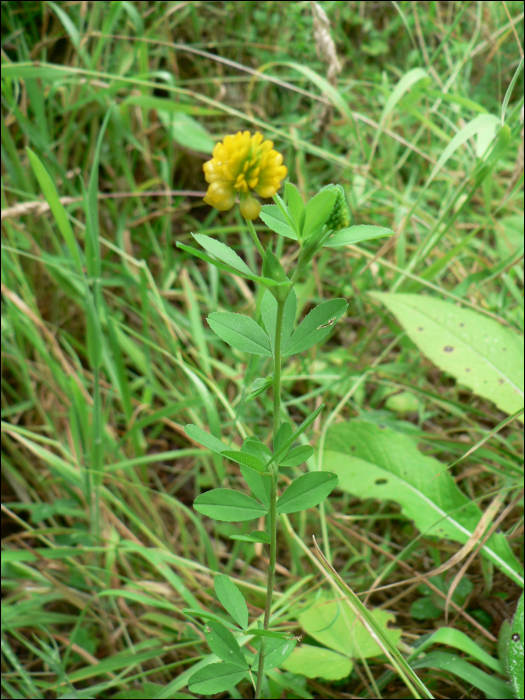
[203,131,287,220]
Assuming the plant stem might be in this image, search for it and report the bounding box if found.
[272,300,285,438]
[245,218,267,261]
[255,298,285,699]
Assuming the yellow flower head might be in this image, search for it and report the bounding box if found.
[203,131,287,220]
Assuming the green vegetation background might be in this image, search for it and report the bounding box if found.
[1,1,523,698]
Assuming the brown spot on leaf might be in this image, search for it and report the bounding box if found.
[444,346,454,352]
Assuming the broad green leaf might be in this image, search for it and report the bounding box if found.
[411,652,513,699]
[192,234,253,276]
[208,312,272,357]
[325,225,394,248]
[183,609,240,631]
[274,422,293,455]
[302,188,337,241]
[260,205,298,240]
[188,662,246,695]
[261,290,297,356]
[276,472,338,514]
[279,445,315,467]
[282,645,352,681]
[271,404,325,468]
[240,465,272,509]
[299,591,401,658]
[283,299,348,357]
[204,621,248,669]
[185,424,230,455]
[222,450,266,473]
[194,489,268,522]
[509,592,524,699]
[370,293,524,418]
[214,575,249,630]
[324,421,524,585]
[230,530,270,544]
[285,183,305,237]
[246,375,274,403]
[26,149,83,273]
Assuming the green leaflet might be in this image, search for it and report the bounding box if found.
[214,575,249,630]
[283,298,348,357]
[192,234,253,276]
[258,636,297,671]
[183,609,241,631]
[194,489,268,522]
[176,241,285,287]
[271,404,325,469]
[302,188,337,241]
[240,465,272,509]
[284,182,305,237]
[325,225,394,248]
[188,663,247,695]
[274,422,293,455]
[261,289,297,356]
[323,421,524,585]
[204,621,248,669]
[370,293,524,419]
[276,472,338,514]
[259,204,298,240]
[184,424,230,455]
[246,375,274,402]
[208,312,272,357]
[278,445,314,467]
[241,436,272,460]
[222,450,267,473]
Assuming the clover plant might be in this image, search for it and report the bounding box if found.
[179,131,393,698]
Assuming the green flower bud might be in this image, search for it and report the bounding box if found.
[325,184,350,232]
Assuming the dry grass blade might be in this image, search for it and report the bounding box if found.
[364,493,506,597]
[444,491,524,621]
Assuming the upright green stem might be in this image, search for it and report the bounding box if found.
[245,218,266,262]
[255,298,285,700]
